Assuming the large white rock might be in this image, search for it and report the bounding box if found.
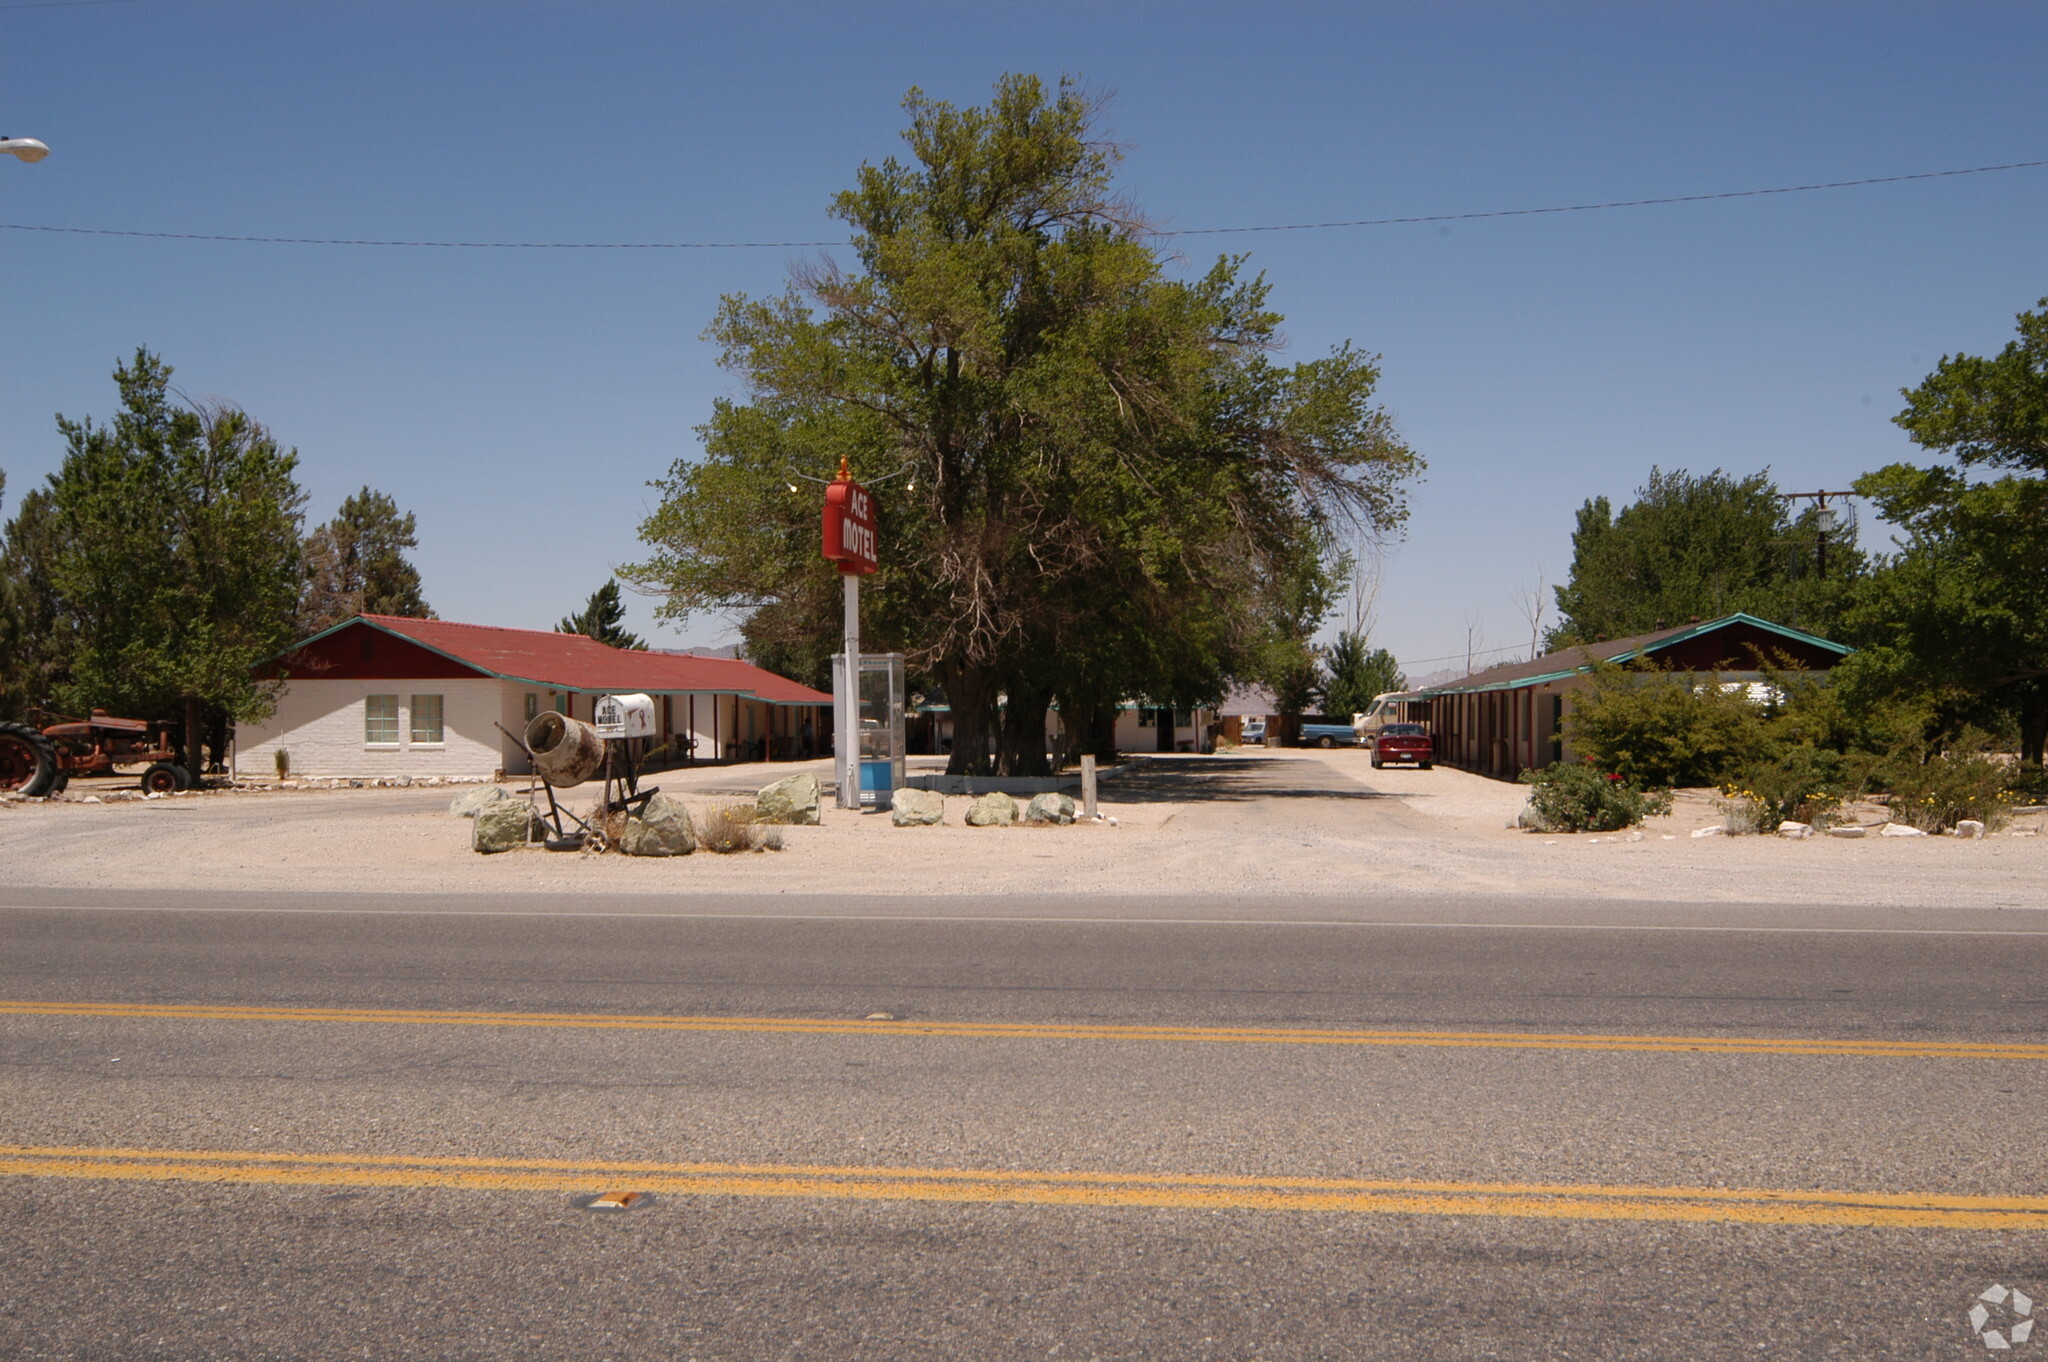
[449,785,509,818]
[1024,791,1076,825]
[619,792,696,856]
[890,788,945,826]
[966,791,1019,827]
[1690,825,1726,839]
[756,772,822,826]
[472,801,542,853]
[1777,821,1813,840]
[1954,819,1987,840]
[1827,825,1868,838]
[1881,822,1929,837]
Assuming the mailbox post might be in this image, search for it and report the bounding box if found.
[821,459,880,809]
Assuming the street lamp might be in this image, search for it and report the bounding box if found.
[1,137,50,163]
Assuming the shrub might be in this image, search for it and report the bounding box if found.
[696,802,764,853]
[1566,663,1763,788]
[1879,743,2014,832]
[1720,744,1848,832]
[1519,761,1673,833]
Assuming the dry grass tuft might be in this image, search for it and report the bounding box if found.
[697,803,764,854]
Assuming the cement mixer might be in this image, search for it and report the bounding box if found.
[524,711,606,787]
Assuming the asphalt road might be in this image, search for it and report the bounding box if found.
[3,890,2046,1360]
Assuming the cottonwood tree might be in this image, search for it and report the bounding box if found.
[301,487,433,630]
[1548,467,1861,649]
[42,350,306,773]
[1851,297,2048,765]
[628,75,1420,774]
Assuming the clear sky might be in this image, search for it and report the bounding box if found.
[3,1,2042,683]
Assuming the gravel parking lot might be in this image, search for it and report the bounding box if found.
[3,746,2041,908]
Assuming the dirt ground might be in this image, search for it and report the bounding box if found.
[3,747,2042,908]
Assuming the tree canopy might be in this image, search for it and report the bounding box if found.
[1321,630,1404,717]
[1849,297,2048,765]
[11,350,306,767]
[627,75,1420,774]
[558,579,645,650]
[301,486,433,631]
[1547,467,1861,649]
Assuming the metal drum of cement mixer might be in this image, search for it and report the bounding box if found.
[525,711,606,787]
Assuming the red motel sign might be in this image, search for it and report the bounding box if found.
[822,476,878,575]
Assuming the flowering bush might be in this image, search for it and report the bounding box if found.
[1519,761,1673,833]
[1880,747,2015,833]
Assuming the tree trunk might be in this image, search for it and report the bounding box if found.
[996,684,1053,778]
[2019,680,2048,770]
[941,663,996,776]
[183,695,204,783]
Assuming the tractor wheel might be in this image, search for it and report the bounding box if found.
[141,763,183,795]
[0,721,60,796]
[50,772,70,796]
[171,764,194,791]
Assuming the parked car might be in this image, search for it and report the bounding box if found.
[1299,720,1362,748]
[1370,722,1433,769]
[1239,717,1268,746]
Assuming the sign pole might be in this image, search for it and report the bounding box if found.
[838,569,860,809]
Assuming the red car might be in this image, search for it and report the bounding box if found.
[1371,722,1433,770]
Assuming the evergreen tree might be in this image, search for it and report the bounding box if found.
[301,487,433,630]
[1322,630,1404,717]
[558,579,645,650]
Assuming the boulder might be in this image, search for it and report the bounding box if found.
[1516,800,1557,832]
[1881,822,1929,838]
[1954,819,1987,840]
[756,772,822,826]
[890,788,945,826]
[1024,791,1076,825]
[449,785,509,818]
[472,801,543,853]
[965,792,1019,827]
[619,792,696,857]
[1777,821,1813,840]
[1690,825,1726,839]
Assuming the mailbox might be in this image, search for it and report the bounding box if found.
[592,693,657,741]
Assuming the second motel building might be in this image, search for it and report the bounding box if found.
[238,614,833,781]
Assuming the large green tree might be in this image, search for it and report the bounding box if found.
[40,350,307,772]
[1548,467,1861,649]
[300,486,433,631]
[0,478,73,719]
[628,75,1419,774]
[1852,297,2048,765]
[1322,629,1404,717]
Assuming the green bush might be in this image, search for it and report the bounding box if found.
[1880,742,2015,832]
[1721,744,1849,831]
[1566,663,1763,788]
[1519,761,1673,833]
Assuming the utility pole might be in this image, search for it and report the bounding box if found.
[1779,490,1856,579]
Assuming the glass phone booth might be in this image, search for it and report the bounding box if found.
[832,651,905,810]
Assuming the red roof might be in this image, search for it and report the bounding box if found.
[274,615,831,705]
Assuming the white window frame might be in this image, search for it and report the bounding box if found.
[364,694,400,748]
[410,693,445,746]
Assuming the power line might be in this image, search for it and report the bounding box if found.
[2,157,2041,249]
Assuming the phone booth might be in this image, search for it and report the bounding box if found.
[832,651,904,809]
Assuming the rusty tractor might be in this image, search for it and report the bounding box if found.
[0,712,189,797]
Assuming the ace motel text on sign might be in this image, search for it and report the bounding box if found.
[822,477,878,574]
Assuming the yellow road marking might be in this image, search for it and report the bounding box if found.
[2,1143,2042,1230]
[3,999,2044,1060]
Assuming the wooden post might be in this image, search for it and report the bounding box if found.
[1080,754,1098,818]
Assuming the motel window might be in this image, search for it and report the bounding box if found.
[410,694,445,745]
[1173,709,1192,729]
[524,693,539,723]
[364,695,400,746]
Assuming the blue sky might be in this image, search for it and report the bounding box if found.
[3,1,2042,682]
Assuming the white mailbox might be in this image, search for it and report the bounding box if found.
[592,693,657,740]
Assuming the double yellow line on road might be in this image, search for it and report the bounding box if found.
[4,998,2045,1060]
[4,1142,2044,1230]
